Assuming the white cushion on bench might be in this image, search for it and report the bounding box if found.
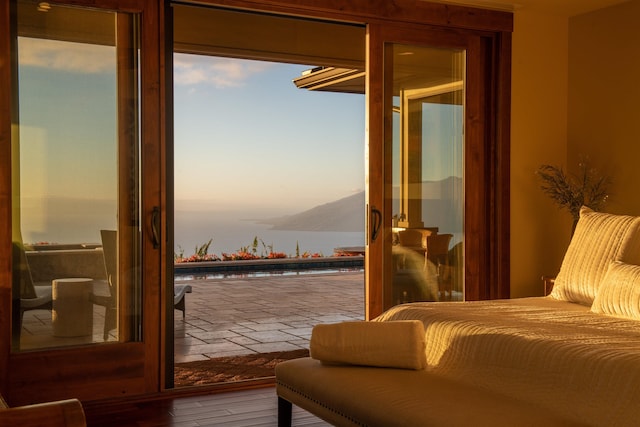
[310,320,426,370]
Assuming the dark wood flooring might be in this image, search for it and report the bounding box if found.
[84,385,330,427]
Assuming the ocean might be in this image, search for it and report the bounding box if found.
[174,209,364,258]
[18,198,365,256]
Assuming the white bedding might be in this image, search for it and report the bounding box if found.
[375,297,640,426]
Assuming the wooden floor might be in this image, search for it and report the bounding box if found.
[85,386,331,427]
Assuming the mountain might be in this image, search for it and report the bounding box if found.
[260,176,463,232]
[260,192,365,232]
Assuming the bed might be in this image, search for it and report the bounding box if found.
[375,297,640,425]
[276,207,640,426]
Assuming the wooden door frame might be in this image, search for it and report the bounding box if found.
[365,23,512,318]
[0,0,165,405]
[0,0,510,404]
[183,0,511,320]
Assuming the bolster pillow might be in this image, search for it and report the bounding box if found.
[309,320,427,370]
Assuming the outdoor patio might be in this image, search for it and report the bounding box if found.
[174,270,365,363]
[19,270,364,356]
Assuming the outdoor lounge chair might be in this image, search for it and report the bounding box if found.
[13,242,53,335]
[90,230,118,341]
[93,231,192,340]
[174,284,192,319]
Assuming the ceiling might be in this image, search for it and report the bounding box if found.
[429,0,630,17]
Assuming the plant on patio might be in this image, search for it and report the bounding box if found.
[175,239,220,263]
[295,241,323,258]
[221,250,261,261]
[221,236,287,260]
[176,236,292,262]
[175,235,357,263]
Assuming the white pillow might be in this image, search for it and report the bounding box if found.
[310,320,427,370]
[591,261,640,319]
[550,207,640,306]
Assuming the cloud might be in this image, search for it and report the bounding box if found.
[18,37,114,73]
[18,38,272,86]
[174,54,272,88]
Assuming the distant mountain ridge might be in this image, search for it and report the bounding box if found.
[260,192,365,232]
[260,176,462,232]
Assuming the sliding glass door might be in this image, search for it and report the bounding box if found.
[2,0,164,404]
[1,0,510,402]
[388,44,465,306]
[11,1,142,351]
[366,24,509,317]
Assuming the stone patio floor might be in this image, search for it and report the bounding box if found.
[173,271,365,363]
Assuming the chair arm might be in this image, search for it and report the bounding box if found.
[0,398,86,427]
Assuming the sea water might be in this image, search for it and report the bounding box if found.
[19,199,364,256]
[174,209,364,258]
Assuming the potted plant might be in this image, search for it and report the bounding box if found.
[536,160,610,234]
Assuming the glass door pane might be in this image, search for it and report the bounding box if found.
[385,44,465,310]
[11,1,142,350]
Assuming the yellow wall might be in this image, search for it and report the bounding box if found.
[510,10,572,297]
[568,0,640,216]
[510,1,640,297]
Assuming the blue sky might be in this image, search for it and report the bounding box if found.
[18,38,365,218]
[173,54,365,214]
[16,35,463,244]
[18,38,117,202]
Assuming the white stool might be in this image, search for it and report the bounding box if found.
[52,278,93,337]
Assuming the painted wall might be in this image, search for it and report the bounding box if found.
[568,0,640,217]
[510,10,572,297]
[510,0,640,297]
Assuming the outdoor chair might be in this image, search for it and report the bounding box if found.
[90,230,118,341]
[174,284,192,319]
[93,231,192,340]
[13,242,53,334]
[425,233,453,300]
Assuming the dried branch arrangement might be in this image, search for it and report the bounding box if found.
[535,161,610,223]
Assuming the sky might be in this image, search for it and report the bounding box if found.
[173,54,365,214]
[17,36,466,217]
[15,33,366,245]
[18,37,117,201]
[18,37,365,242]
[17,36,366,217]
[15,32,461,245]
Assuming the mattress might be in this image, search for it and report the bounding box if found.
[375,297,640,426]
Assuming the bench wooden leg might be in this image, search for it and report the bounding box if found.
[278,396,293,427]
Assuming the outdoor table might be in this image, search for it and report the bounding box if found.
[52,278,93,337]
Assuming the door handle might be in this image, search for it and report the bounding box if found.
[151,206,160,249]
[370,206,382,242]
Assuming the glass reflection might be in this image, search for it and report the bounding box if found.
[387,44,465,308]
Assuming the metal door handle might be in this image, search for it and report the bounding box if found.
[152,206,160,249]
[371,206,382,242]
